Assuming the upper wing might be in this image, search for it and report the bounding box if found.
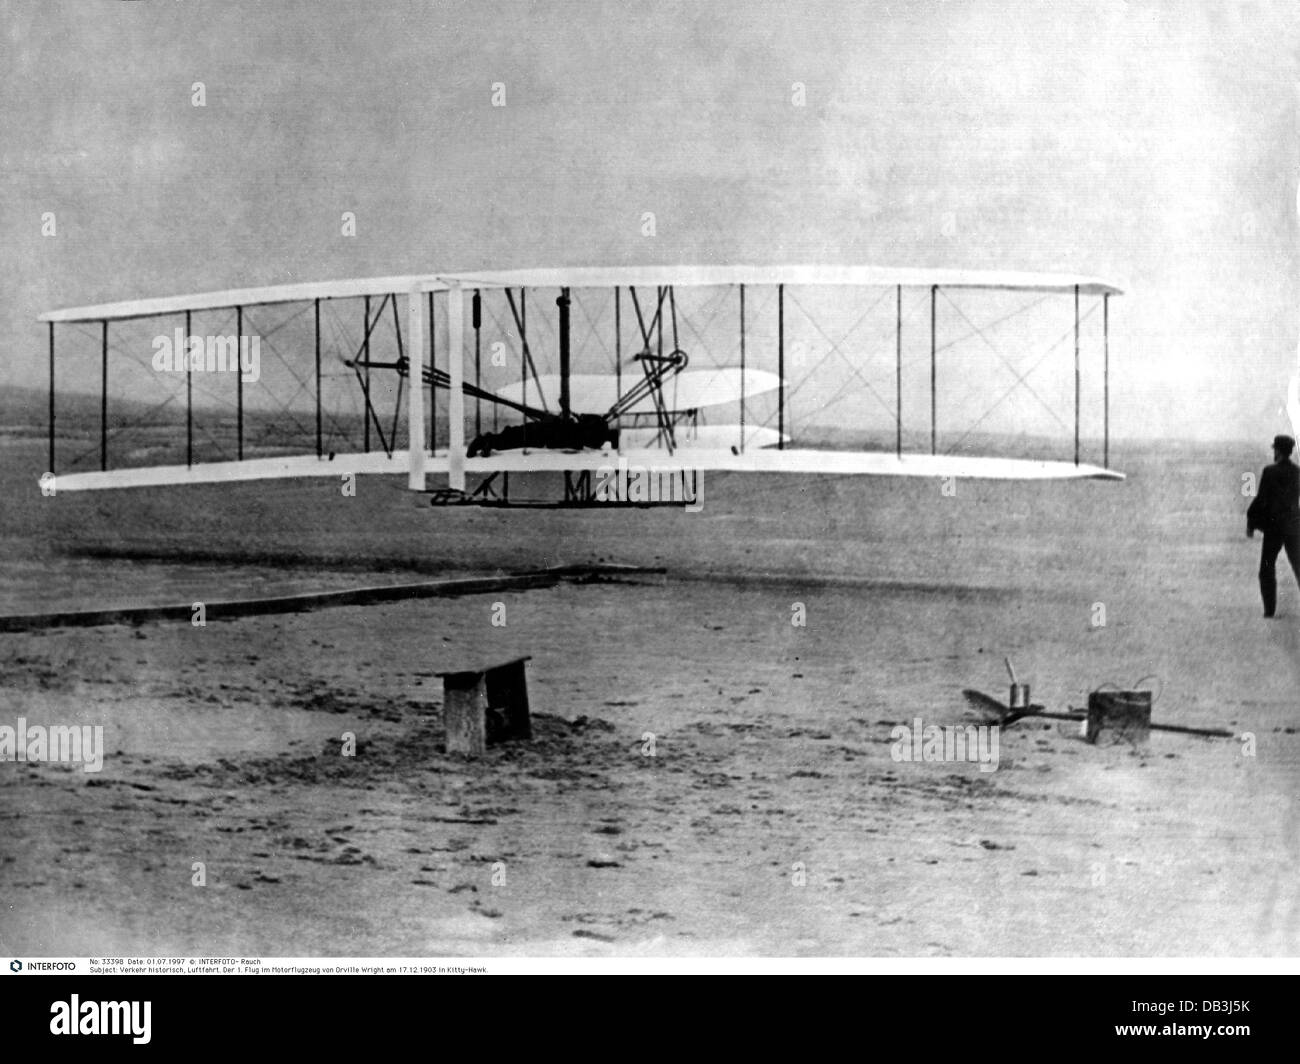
[38,265,1124,322]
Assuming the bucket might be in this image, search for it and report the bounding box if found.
[1086,689,1152,745]
[1008,683,1031,711]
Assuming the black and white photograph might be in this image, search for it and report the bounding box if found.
[1,0,1297,985]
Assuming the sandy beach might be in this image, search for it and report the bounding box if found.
[1,430,1296,957]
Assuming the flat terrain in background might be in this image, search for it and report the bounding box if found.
[1,413,1297,956]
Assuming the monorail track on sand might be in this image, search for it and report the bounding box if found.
[0,564,662,632]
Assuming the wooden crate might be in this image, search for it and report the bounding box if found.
[436,656,532,757]
[1086,690,1152,745]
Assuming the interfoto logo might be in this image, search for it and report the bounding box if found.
[594,457,703,512]
[50,996,151,1045]
[151,329,261,383]
[10,959,20,972]
[0,719,104,773]
[890,717,1001,773]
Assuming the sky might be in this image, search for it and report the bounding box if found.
[2,0,1298,442]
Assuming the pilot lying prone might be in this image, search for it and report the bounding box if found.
[467,413,617,457]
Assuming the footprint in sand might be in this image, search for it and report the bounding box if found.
[425,913,499,941]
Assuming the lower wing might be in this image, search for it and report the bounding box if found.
[48,448,1123,492]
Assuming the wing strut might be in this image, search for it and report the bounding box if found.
[520,288,528,448]
[100,320,108,471]
[1073,283,1080,467]
[407,285,426,490]
[447,284,465,492]
[236,306,244,460]
[895,285,902,459]
[363,296,372,453]
[185,310,193,468]
[558,287,571,420]
[777,285,785,450]
[473,289,482,437]
[47,321,55,475]
[314,298,322,459]
[390,294,406,452]
[1104,293,1110,469]
[429,291,437,451]
[739,283,746,454]
[930,284,937,455]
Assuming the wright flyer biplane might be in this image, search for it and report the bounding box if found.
[39,265,1124,506]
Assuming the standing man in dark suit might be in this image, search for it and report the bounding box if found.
[1247,434,1300,617]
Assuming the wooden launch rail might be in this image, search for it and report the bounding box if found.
[0,565,661,633]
